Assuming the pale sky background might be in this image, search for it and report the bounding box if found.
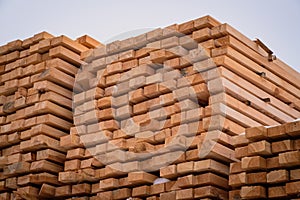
[0,0,299,72]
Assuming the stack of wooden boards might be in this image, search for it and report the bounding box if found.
[57,15,300,199]
[0,32,100,199]
[0,15,299,199]
[230,120,300,199]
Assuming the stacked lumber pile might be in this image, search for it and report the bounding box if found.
[0,32,100,199]
[230,120,300,199]
[0,15,299,200]
[57,15,300,199]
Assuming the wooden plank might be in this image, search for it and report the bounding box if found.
[150,183,166,195]
[267,156,280,170]
[247,171,267,184]
[7,39,23,52]
[55,185,72,197]
[178,20,196,34]
[76,35,102,48]
[100,178,119,190]
[34,80,72,99]
[119,49,136,63]
[128,171,157,185]
[177,161,194,175]
[17,173,59,186]
[194,186,227,199]
[229,172,247,188]
[16,186,39,199]
[66,148,85,159]
[0,155,7,167]
[7,153,22,164]
[49,46,83,66]
[286,181,300,196]
[30,160,63,173]
[160,191,176,200]
[229,190,241,200]
[22,53,42,67]
[0,43,9,56]
[5,50,20,63]
[64,159,81,171]
[32,100,72,120]
[58,171,79,184]
[195,173,229,189]
[246,126,268,141]
[177,174,195,188]
[267,124,288,139]
[46,57,78,76]
[72,183,91,195]
[7,132,21,145]
[247,140,272,156]
[51,35,89,54]
[273,58,300,88]
[20,134,65,153]
[176,188,194,200]
[279,150,300,167]
[36,149,65,164]
[291,169,300,180]
[271,140,294,154]
[3,161,31,176]
[36,114,72,131]
[160,164,177,179]
[192,27,211,43]
[60,133,82,150]
[35,67,75,90]
[30,124,67,139]
[39,183,56,197]
[295,139,300,150]
[0,193,9,199]
[37,38,52,53]
[40,91,72,109]
[241,156,266,171]
[132,185,151,197]
[267,169,289,184]
[112,188,131,200]
[235,146,248,159]
[230,162,243,174]
[284,120,300,137]
[268,186,286,199]
[1,79,18,96]
[198,130,233,151]
[198,138,238,163]
[240,186,266,199]
[232,134,249,148]
[193,15,221,30]
[5,177,17,189]
[95,191,113,200]
[33,31,54,43]
[2,144,21,156]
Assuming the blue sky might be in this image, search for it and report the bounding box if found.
[0,0,299,72]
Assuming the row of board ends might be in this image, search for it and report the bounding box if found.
[0,15,222,57]
[0,31,103,56]
[0,15,276,63]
